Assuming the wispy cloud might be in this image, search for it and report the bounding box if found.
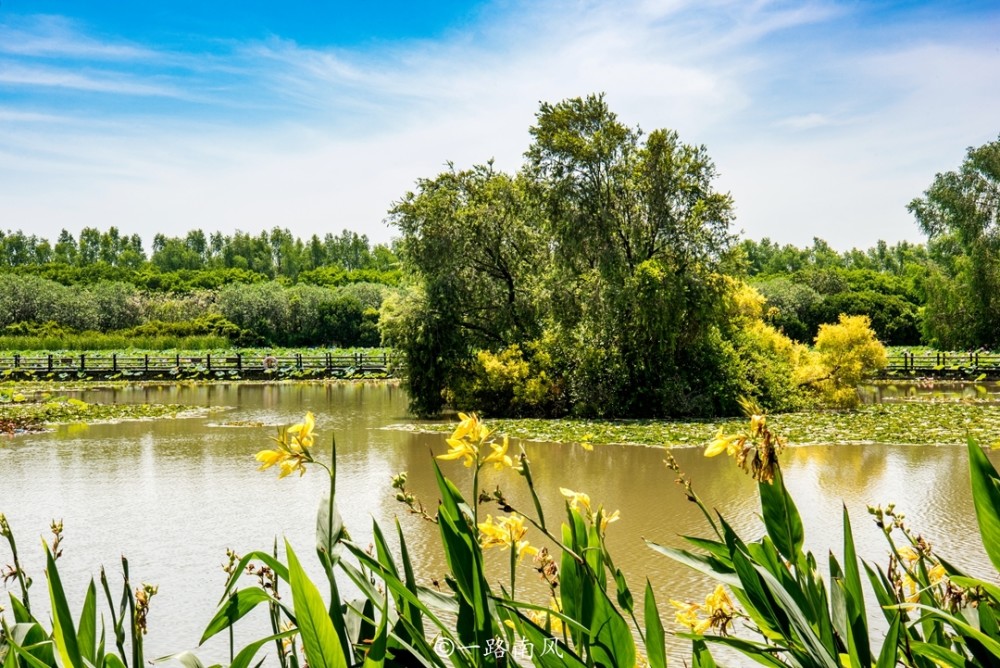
[0,0,998,249]
[0,15,155,60]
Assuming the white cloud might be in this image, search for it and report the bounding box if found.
[0,0,998,250]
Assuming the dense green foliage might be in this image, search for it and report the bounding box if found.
[0,228,399,349]
[387,96,886,418]
[909,135,1000,348]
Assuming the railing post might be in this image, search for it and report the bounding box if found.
[236,353,242,371]
[112,354,117,372]
[145,354,149,372]
[207,353,212,372]
[13,354,20,368]
[48,354,53,371]
[296,353,303,370]
[175,354,180,368]
[80,354,86,371]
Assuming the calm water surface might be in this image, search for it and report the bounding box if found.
[1,382,996,665]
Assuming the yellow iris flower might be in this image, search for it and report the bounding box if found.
[670,585,737,635]
[255,412,316,478]
[483,436,515,470]
[437,437,479,467]
[287,411,315,449]
[704,428,733,457]
[477,514,538,561]
[559,487,592,514]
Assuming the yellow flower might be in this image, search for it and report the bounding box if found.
[670,585,737,636]
[437,437,479,467]
[929,564,946,585]
[527,598,564,635]
[287,411,316,450]
[559,488,592,514]
[483,435,515,470]
[599,509,621,534]
[749,414,766,437]
[478,514,536,560]
[452,412,491,443]
[705,428,733,457]
[897,546,919,563]
[255,412,315,478]
[670,599,710,634]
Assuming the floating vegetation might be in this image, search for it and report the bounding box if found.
[400,402,1000,448]
[0,395,200,432]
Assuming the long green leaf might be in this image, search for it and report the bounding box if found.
[77,579,98,665]
[752,563,839,668]
[967,439,1000,572]
[285,540,348,668]
[644,580,666,668]
[394,519,425,641]
[588,584,636,668]
[46,544,83,668]
[361,594,389,668]
[909,641,968,667]
[681,634,789,668]
[644,541,740,588]
[230,630,297,668]
[758,466,804,564]
[692,639,718,668]
[200,587,277,644]
[875,613,901,668]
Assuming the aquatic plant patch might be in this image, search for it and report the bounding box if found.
[0,395,200,432]
[399,402,1000,447]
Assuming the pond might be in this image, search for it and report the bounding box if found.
[0,382,996,665]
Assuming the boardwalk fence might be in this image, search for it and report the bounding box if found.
[882,351,1000,379]
[0,351,399,381]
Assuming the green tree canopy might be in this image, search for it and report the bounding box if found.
[909,136,1000,347]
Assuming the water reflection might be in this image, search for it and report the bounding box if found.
[0,382,995,665]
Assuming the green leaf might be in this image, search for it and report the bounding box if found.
[230,630,297,668]
[316,489,346,566]
[692,639,718,668]
[752,563,839,668]
[103,655,128,668]
[680,634,788,668]
[588,583,636,668]
[758,466,804,563]
[874,613,901,668]
[46,543,84,668]
[395,519,425,641]
[967,439,1000,572]
[285,539,349,668]
[361,594,389,668]
[200,587,277,645]
[644,541,740,588]
[613,568,633,613]
[643,580,666,668]
[909,641,968,667]
[508,610,588,668]
[77,579,98,664]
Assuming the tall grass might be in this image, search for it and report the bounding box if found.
[0,333,231,351]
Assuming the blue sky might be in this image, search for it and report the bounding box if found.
[1,0,998,249]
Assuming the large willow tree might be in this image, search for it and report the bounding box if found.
[388,95,778,418]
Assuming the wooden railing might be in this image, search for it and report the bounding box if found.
[0,351,398,380]
[882,351,1000,378]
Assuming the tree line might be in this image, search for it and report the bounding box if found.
[0,228,400,348]
[0,227,398,282]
